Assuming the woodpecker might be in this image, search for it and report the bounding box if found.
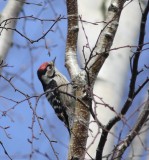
[37,59,74,135]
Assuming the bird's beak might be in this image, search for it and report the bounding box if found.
[53,57,56,64]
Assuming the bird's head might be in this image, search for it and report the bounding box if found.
[37,58,56,85]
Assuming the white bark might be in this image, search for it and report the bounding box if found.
[0,0,24,62]
[78,0,147,159]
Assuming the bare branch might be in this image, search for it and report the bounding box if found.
[112,93,149,159]
[0,141,12,160]
[0,15,62,44]
[96,0,149,159]
[89,0,126,85]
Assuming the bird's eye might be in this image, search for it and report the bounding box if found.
[47,65,52,70]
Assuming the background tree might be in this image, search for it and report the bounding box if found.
[0,0,148,160]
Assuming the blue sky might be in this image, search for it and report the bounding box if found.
[0,1,70,160]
